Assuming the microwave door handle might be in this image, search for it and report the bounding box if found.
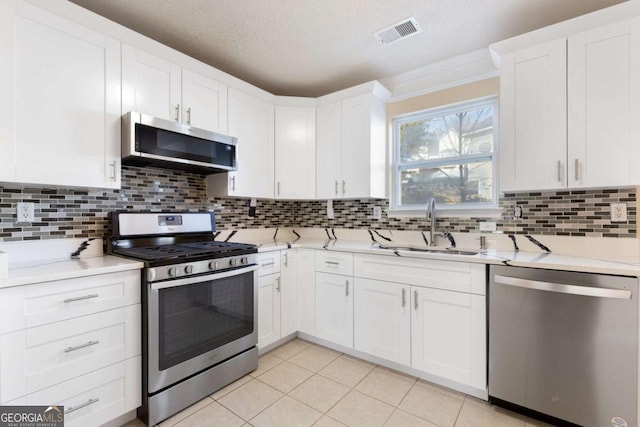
[150,265,258,290]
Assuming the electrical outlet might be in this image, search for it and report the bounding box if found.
[16,202,35,223]
[611,203,628,222]
[372,206,382,220]
[479,221,497,232]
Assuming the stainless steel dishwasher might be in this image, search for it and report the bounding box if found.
[489,265,638,427]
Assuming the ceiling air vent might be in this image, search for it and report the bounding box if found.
[374,17,422,45]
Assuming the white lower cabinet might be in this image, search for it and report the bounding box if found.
[353,278,410,366]
[315,272,353,348]
[257,249,297,349]
[411,286,486,390]
[0,270,142,427]
[296,249,316,336]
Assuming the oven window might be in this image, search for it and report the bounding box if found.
[158,271,254,370]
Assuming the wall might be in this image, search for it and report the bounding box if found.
[0,165,635,241]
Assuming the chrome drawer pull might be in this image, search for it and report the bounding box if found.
[63,294,99,303]
[261,262,275,268]
[325,261,340,265]
[65,397,99,414]
[64,340,100,353]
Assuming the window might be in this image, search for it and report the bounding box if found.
[391,97,498,212]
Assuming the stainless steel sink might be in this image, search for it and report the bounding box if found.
[378,245,478,256]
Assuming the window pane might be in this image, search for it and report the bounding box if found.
[400,161,494,205]
[399,107,494,163]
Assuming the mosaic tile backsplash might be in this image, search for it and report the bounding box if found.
[0,166,636,241]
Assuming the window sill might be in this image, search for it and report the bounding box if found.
[387,206,503,219]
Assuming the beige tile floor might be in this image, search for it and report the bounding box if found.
[123,339,554,427]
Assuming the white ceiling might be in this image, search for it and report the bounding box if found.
[69,0,626,97]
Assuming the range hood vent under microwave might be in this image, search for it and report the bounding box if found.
[121,111,238,175]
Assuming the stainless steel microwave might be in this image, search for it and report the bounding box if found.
[122,111,237,174]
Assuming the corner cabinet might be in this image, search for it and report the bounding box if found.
[207,89,275,198]
[0,0,121,188]
[495,17,640,191]
[316,83,391,199]
[274,106,316,199]
[122,44,228,134]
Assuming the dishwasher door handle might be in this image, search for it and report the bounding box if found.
[494,275,632,300]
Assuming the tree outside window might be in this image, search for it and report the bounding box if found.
[393,98,497,210]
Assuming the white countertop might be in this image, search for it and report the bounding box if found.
[0,255,144,288]
[255,238,640,277]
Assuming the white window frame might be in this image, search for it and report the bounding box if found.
[389,96,500,217]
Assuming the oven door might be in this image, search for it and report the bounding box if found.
[147,265,258,394]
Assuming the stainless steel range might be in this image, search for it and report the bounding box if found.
[108,212,258,426]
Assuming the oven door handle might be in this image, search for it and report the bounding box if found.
[150,265,258,290]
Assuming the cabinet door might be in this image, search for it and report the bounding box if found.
[122,44,181,122]
[316,102,342,199]
[9,1,121,188]
[258,273,281,349]
[568,19,640,187]
[411,287,486,389]
[354,278,410,366]
[227,89,275,198]
[315,272,353,348]
[182,68,228,133]
[297,249,316,336]
[499,39,567,191]
[340,94,373,198]
[280,250,297,337]
[275,106,316,199]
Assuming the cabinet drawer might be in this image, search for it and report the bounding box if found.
[25,308,128,395]
[23,361,128,427]
[354,254,486,295]
[316,251,353,276]
[258,252,281,276]
[24,270,140,328]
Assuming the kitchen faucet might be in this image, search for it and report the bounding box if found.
[426,196,437,246]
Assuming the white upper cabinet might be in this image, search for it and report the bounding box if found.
[0,0,121,189]
[122,44,228,134]
[274,106,316,199]
[494,13,640,191]
[499,40,567,191]
[207,89,274,198]
[316,83,390,199]
[567,19,640,187]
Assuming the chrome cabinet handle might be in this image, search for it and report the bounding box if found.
[63,294,99,303]
[175,104,180,122]
[65,398,99,414]
[230,176,236,191]
[574,158,579,181]
[283,253,288,267]
[186,107,192,125]
[64,340,100,353]
[325,261,340,265]
[494,275,631,299]
[109,161,117,182]
[342,180,346,195]
[261,261,275,268]
[335,180,339,196]
[277,181,281,196]
[414,290,418,310]
[557,161,562,182]
[402,288,406,307]
[276,277,281,292]
[345,280,349,297]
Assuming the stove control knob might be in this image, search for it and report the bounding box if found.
[168,267,178,277]
[229,258,238,267]
[208,261,217,271]
[240,257,247,265]
[184,265,194,274]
